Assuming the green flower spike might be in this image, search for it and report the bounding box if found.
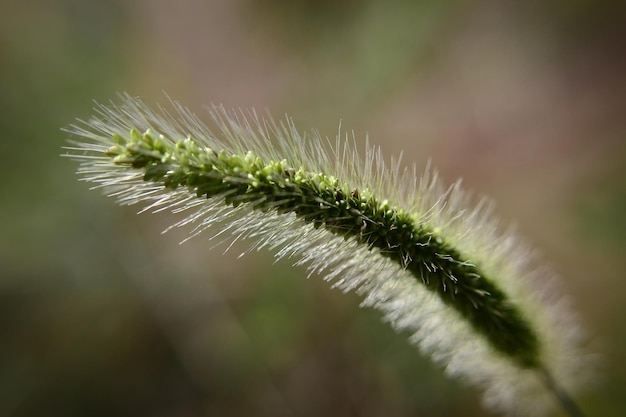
[64,94,593,417]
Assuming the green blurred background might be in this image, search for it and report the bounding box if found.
[1,0,625,416]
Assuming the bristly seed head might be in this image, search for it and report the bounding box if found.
[64,93,593,417]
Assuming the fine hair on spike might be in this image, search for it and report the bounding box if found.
[63,93,594,417]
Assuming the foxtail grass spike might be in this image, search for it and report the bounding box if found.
[64,94,593,416]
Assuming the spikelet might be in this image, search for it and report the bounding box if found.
[64,94,592,416]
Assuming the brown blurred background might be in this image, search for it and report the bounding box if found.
[1,0,625,416]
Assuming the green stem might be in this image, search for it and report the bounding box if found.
[540,367,587,417]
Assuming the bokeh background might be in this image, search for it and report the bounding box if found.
[1,0,625,416]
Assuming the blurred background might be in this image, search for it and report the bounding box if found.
[1,0,625,416]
